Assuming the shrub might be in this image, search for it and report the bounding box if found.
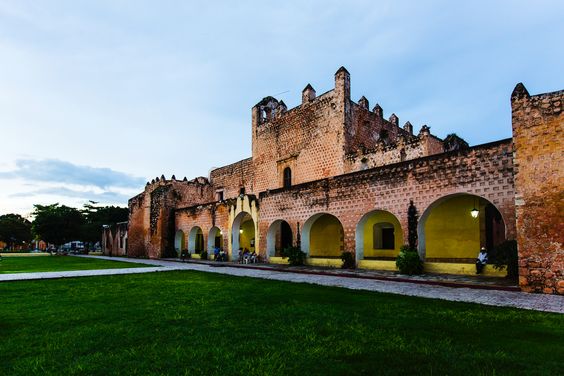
[341,251,355,269]
[281,246,306,266]
[490,240,518,278]
[396,245,423,275]
[200,250,208,261]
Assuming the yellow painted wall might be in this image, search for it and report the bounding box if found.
[358,259,397,271]
[424,262,506,277]
[310,215,343,257]
[239,219,255,252]
[362,211,403,258]
[306,258,341,267]
[425,196,480,258]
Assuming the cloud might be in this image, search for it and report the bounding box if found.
[10,187,130,203]
[0,159,145,190]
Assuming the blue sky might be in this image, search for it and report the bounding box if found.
[0,0,562,216]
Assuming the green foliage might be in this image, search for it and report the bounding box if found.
[0,214,32,249]
[80,201,129,245]
[443,133,469,152]
[281,246,306,266]
[490,240,519,278]
[0,256,148,274]
[200,250,208,261]
[32,204,84,247]
[341,251,355,269]
[396,245,423,275]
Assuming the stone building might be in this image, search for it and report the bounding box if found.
[123,67,563,294]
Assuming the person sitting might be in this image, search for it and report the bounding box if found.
[213,246,220,261]
[476,247,488,274]
[218,248,227,262]
[250,251,257,263]
[242,248,251,264]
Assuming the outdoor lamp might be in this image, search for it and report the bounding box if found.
[470,207,479,218]
[239,229,243,234]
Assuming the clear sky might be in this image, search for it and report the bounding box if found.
[0,0,562,217]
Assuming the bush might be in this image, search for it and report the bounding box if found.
[341,251,355,269]
[200,250,208,261]
[490,240,518,278]
[281,246,306,266]
[396,245,423,275]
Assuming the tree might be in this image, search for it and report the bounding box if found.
[80,201,129,247]
[0,214,32,249]
[32,204,84,247]
[443,133,469,152]
[407,200,418,250]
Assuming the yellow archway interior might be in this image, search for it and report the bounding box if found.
[362,211,403,258]
[309,215,343,257]
[425,195,481,259]
[239,218,255,252]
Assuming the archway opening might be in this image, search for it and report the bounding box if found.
[266,220,293,257]
[355,210,403,261]
[302,213,344,258]
[188,226,204,254]
[174,230,186,256]
[419,194,506,262]
[232,212,255,260]
[207,226,224,251]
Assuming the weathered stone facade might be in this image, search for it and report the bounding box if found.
[126,67,562,294]
[511,85,564,294]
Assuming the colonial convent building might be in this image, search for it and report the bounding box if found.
[111,67,562,294]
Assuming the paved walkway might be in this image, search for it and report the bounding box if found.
[1,256,562,314]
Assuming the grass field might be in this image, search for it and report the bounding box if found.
[0,270,562,375]
[0,256,149,274]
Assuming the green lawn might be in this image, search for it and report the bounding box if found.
[0,256,149,274]
[0,271,562,376]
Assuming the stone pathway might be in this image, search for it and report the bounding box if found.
[1,255,562,314]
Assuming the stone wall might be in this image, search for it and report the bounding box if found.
[127,178,214,258]
[209,158,254,200]
[259,139,516,258]
[511,84,564,294]
[175,201,231,252]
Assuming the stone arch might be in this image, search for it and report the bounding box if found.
[188,226,204,254]
[355,210,403,262]
[207,226,224,251]
[174,230,186,255]
[266,220,293,257]
[301,213,344,257]
[418,193,507,261]
[231,212,255,261]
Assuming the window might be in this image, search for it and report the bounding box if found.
[239,187,246,196]
[216,190,224,201]
[283,167,292,188]
[373,222,395,250]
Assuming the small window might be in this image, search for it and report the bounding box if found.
[373,222,395,250]
[283,167,292,188]
[239,187,246,196]
[216,190,224,201]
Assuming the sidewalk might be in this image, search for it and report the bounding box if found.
[1,255,562,314]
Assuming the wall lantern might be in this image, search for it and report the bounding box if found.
[239,229,243,234]
[471,198,479,218]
